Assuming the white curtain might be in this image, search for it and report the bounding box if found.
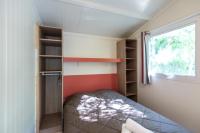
[141,31,151,85]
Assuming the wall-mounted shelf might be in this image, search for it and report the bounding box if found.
[63,57,124,63]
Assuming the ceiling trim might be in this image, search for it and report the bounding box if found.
[57,0,150,20]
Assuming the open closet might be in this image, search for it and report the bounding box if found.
[39,26,63,133]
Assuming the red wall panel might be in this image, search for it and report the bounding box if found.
[63,74,119,99]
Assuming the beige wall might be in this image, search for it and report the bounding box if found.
[63,32,121,75]
[130,0,200,132]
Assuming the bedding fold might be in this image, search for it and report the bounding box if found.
[122,124,132,133]
[125,118,153,133]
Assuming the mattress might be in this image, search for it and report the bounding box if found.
[64,90,190,133]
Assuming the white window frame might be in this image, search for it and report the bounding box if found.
[149,15,200,83]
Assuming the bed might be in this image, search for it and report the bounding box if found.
[64,90,190,133]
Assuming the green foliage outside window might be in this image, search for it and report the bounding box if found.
[149,24,195,76]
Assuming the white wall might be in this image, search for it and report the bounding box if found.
[0,0,40,133]
[0,0,6,133]
[63,32,121,75]
[130,0,200,132]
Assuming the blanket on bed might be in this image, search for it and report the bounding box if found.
[64,90,190,133]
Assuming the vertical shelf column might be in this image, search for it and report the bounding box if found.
[117,39,138,101]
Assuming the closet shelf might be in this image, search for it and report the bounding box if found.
[126,58,136,60]
[40,70,62,74]
[40,55,62,58]
[40,39,62,47]
[126,47,136,50]
[126,81,137,84]
[40,38,62,42]
[40,71,62,76]
[126,69,136,71]
[126,92,137,97]
[63,57,124,63]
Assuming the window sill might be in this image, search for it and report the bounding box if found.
[151,73,200,84]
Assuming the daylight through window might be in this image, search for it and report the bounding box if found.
[149,24,195,76]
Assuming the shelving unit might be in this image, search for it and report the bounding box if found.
[117,39,137,101]
[39,26,63,133]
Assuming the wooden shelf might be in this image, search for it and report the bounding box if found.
[40,55,62,58]
[126,47,136,50]
[126,81,137,84]
[40,70,62,76]
[40,71,62,74]
[40,26,62,39]
[40,38,62,42]
[40,25,62,30]
[126,69,136,71]
[63,57,124,63]
[126,92,137,97]
[126,58,136,60]
[40,39,62,47]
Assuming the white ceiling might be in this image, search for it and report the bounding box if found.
[36,0,172,38]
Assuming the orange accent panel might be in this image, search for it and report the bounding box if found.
[63,74,119,99]
[63,57,124,63]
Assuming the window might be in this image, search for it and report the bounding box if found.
[149,24,196,76]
